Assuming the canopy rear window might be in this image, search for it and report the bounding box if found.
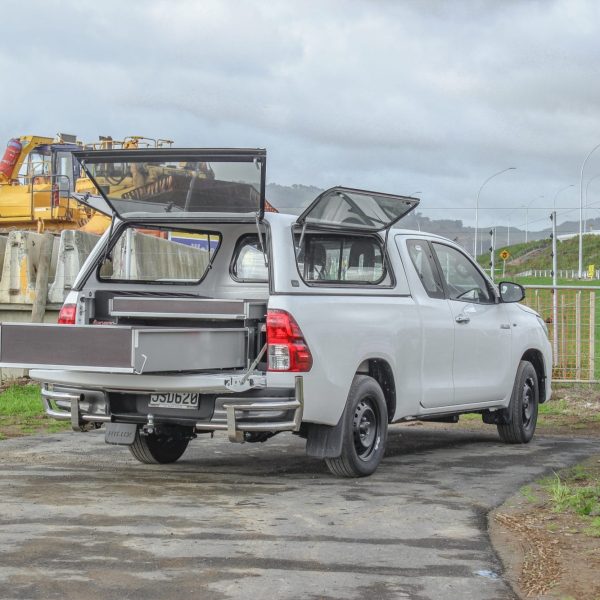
[73,148,266,222]
[297,186,419,232]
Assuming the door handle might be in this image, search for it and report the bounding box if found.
[455,314,470,324]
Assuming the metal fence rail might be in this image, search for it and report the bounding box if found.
[518,269,600,279]
[523,285,598,382]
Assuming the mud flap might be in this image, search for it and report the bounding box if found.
[305,410,347,459]
[482,409,511,425]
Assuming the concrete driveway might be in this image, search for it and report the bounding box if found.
[0,426,598,600]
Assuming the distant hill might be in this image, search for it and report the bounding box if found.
[266,183,323,215]
[265,182,600,254]
[479,235,600,275]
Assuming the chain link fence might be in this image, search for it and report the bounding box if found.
[523,285,598,382]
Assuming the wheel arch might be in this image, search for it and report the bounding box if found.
[521,349,547,403]
[357,358,396,422]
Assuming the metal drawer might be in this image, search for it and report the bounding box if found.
[109,297,266,320]
[0,323,246,373]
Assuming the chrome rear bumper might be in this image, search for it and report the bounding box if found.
[41,377,304,443]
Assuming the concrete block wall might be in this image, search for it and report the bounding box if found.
[110,230,209,281]
[0,230,99,306]
[0,232,59,304]
[49,230,101,303]
[0,229,210,307]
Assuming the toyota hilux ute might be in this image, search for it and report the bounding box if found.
[0,148,552,477]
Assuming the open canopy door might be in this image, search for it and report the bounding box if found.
[73,148,266,223]
[297,186,419,232]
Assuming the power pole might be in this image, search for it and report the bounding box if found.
[551,212,558,366]
[489,228,496,281]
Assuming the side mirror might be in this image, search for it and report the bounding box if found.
[499,281,525,303]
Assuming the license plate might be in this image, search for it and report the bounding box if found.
[149,392,200,409]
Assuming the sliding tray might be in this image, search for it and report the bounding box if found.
[109,297,266,321]
[0,323,246,373]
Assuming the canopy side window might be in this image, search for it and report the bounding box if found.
[295,232,391,286]
[231,234,269,283]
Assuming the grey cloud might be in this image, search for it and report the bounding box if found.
[0,0,599,230]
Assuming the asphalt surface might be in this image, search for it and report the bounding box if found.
[0,425,598,600]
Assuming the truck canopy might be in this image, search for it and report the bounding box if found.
[73,148,266,223]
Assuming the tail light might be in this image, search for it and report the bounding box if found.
[58,303,77,324]
[266,309,312,372]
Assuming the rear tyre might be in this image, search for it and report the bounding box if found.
[325,375,388,478]
[129,428,190,464]
[497,360,539,444]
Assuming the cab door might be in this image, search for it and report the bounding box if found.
[431,242,512,405]
[403,238,456,408]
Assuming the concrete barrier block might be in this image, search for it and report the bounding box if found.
[0,231,59,304]
[110,231,209,281]
[48,230,100,304]
[0,236,7,272]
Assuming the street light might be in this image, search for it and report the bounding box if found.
[553,183,574,212]
[474,167,516,257]
[522,198,537,243]
[584,174,600,233]
[579,143,600,278]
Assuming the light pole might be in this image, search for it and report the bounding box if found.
[553,183,574,212]
[474,167,516,257]
[522,198,536,243]
[584,174,600,233]
[579,143,600,278]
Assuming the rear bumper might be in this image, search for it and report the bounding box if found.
[41,377,304,443]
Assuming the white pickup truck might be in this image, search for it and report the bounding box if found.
[0,148,552,477]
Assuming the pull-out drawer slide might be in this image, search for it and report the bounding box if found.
[0,323,246,373]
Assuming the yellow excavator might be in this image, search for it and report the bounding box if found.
[0,134,173,234]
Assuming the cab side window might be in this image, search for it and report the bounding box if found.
[406,240,445,299]
[432,243,494,304]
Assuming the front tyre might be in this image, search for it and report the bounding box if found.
[129,428,190,464]
[325,375,388,478]
[497,360,539,444]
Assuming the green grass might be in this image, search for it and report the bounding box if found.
[460,413,480,421]
[478,234,600,276]
[538,398,569,416]
[0,384,70,438]
[520,484,539,503]
[0,384,42,416]
[541,469,600,537]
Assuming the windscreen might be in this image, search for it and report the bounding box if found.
[75,149,265,221]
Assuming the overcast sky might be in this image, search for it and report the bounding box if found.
[1,0,600,231]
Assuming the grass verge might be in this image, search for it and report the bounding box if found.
[0,382,70,439]
[542,466,600,537]
[493,457,600,599]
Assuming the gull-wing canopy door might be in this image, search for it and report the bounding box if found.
[297,186,419,232]
[73,148,266,223]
